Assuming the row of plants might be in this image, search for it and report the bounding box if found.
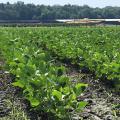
[0,23,98,27]
[34,27,120,89]
[0,28,88,119]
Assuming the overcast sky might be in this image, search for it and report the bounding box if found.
[0,0,120,8]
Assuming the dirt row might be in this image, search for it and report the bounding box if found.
[67,67,120,120]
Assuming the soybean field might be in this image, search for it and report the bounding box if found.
[0,27,120,120]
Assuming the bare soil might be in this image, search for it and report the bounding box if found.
[67,67,120,120]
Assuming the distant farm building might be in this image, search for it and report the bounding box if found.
[56,19,120,25]
[1,19,120,26]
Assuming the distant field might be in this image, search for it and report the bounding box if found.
[0,21,118,27]
[0,23,98,27]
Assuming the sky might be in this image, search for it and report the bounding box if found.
[0,0,120,8]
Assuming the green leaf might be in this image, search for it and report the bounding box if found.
[12,81,24,88]
[75,83,88,89]
[74,83,88,95]
[30,98,40,107]
[77,101,88,110]
[52,90,62,101]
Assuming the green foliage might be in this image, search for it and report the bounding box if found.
[0,28,88,119]
[1,26,120,118]
[36,27,120,88]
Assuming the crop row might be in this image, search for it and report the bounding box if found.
[0,28,87,119]
[36,27,120,88]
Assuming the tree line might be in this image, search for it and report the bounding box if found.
[0,1,120,20]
